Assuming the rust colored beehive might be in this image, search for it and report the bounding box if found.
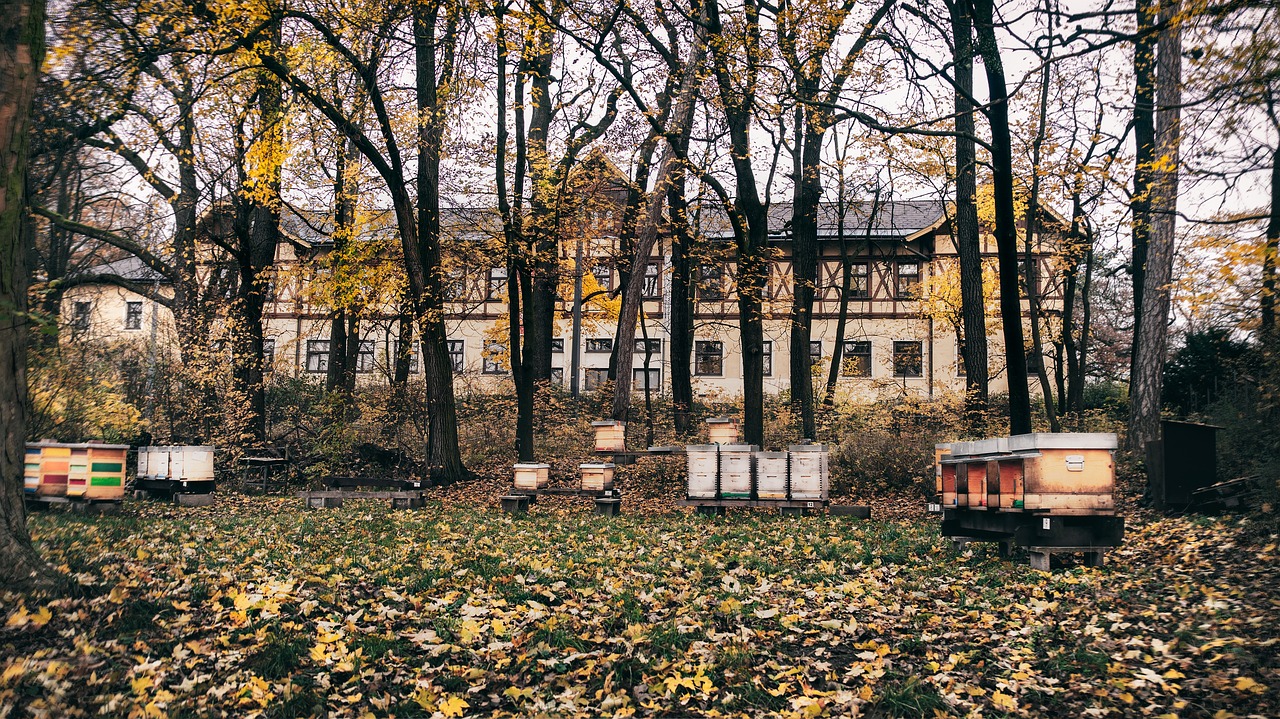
[1003,433,1117,515]
[37,444,72,497]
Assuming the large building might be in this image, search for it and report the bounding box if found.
[60,187,1066,403]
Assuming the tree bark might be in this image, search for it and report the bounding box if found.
[1,0,63,592]
[1128,0,1181,452]
[949,0,989,417]
[824,187,880,406]
[1129,0,1156,389]
[1262,142,1279,336]
[971,0,1032,435]
[1023,35,1059,432]
[667,162,696,435]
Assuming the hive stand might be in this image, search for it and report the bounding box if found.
[175,493,216,507]
[500,495,531,514]
[1028,546,1109,571]
[594,498,622,516]
[299,490,425,510]
[504,487,623,516]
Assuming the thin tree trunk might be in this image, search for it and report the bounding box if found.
[1073,233,1095,417]
[788,113,822,440]
[1128,0,1182,452]
[950,0,989,417]
[1023,31,1059,432]
[1262,141,1279,336]
[824,188,881,406]
[1,0,62,592]
[972,0,1032,435]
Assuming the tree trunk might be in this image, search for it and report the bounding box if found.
[522,2,557,382]
[668,163,695,435]
[972,0,1031,435]
[1262,143,1279,336]
[788,112,822,441]
[1129,0,1156,389]
[825,188,880,406]
[1073,232,1095,417]
[413,2,466,482]
[950,0,989,417]
[1023,40,1059,432]
[1128,0,1182,452]
[1,0,62,592]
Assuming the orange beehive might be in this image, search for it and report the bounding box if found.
[83,444,129,501]
[591,421,626,452]
[37,444,72,497]
[1001,434,1117,515]
[65,445,91,497]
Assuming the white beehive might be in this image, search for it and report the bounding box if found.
[135,446,150,480]
[580,463,615,491]
[148,446,172,480]
[176,446,216,482]
[754,451,789,499]
[788,444,829,500]
[686,445,719,498]
[513,462,550,489]
[718,445,756,498]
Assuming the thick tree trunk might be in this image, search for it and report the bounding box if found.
[1130,0,1157,388]
[413,3,466,482]
[972,0,1031,435]
[667,164,695,435]
[522,4,557,382]
[788,116,822,440]
[950,0,989,416]
[1262,143,1279,336]
[1128,1,1182,452]
[1,0,62,592]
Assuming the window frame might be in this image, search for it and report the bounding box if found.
[642,261,662,299]
[482,342,507,374]
[841,340,872,378]
[72,301,92,331]
[305,339,330,374]
[390,340,421,374]
[694,340,724,377]
[551,338,564,353]
[262,338,276,371]
[895,261,921,300]
[634,338,661,356]
[809,340,823,367]
[591,263,613,292]
[849,262,869,299]
[761,340,773,376]
[892,340,923,378]
[697,264,724,301]
[583,367,610,391]
[632,366,661,391]
[585,338,613,353]
[487,267,507,301]
[446,340,464,373]
[124,301,143,330]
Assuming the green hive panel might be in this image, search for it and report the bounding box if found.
[90,476,122,487]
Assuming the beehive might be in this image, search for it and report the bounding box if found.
[686,445,719,499]
[718,445,756,498]
[135,446,150,481]
[513,462,551,490]
[591,420,627,452]
[755,451,789,499]
[146,446,171,479]
[934,443,953,497]
[65,445,91,497]
[175,446,216,483]
[706,417,740,445]
[23,444,41,495]
[942,438,1009,509]
[580,463,615,491]
[37,444,71,497]
[84,444,129,500]
[788,444,829,500]
[1003,433,1117,514]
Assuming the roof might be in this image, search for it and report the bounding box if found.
[73,255,167,284]
[281,206,502,247]
[697,200,947,241]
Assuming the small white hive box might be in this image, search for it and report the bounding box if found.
[706,417,740,445]
[788,444,829,500]
[718,444,756,499]
[591,420,627,453]
[580,463,615,491]
[686,445,719,499]
[513,462,551,490]
[754,451,789,499]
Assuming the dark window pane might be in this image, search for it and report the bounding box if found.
[634,338,661,355]
[850,263,869,298]
[551,338,564,353]
[483,342,506,374]
[809,340,823,367]
[586,338,613,353]
[698,265,724,300]
[893,341,922,377]
[487,267,507,300]
[125,301,142,330]
[695,340,723,376]
[447,340,464,373]
[762,341,772,376]
[584,368,610,390]
[306,340,330,373]
[842,340,872,377]
[896,262,921,299]
[642,261,661,299]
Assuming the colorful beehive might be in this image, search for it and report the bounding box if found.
[83,444,129,500]
[941,438,1009,509]
[23,444,41,495]
[513,463,551,490]
[580,463,615,491]
[934,443,953,498]
[1001,433,1117,514]
[65,445,91,497]
[718,445,756,499]
[755,451,789,499]
[37,444,71,497]
[686,446,719,499]
[591,420,627,453]
[788,444,829,500]
[706,417,740,445]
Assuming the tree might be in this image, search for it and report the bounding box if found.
[1128,0,1182,451]
[1,0,61,591]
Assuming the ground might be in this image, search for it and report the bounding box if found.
[1,484,1276,719]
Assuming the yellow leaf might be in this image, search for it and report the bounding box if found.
[1234,677,1266,693]
[991,690,1016,711]
[30,607,52,628]
[439,694,469,717]
[131,675,154,694]
[1119,692,1134,704]
[858,685,873,701]
[1163,669,1185,679]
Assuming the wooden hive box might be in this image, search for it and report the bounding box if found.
[1003,433,1117,515]
[591,421,627,453]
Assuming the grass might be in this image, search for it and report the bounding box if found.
[4,496,1276,718]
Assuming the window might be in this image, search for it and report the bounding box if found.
[633,367,661,391]
[355,340,376,373]
[550,367,564,385]
[635,338,661,355]
[305,340,330,373]
[586,338,613,353]
[695,340,723,376]
[124,301,142,330]
[896,262,921,299]
[482,342,506,374]
[893,341,923,377]
[584,368,610,391]
[390,340,420,374]
[762,341,773,376]
[445,270,466,302]
[956,338,966,377]
[591,263,612,291]
[262,338,276,370]
[72,301,91,331]
[487,267,507,301]
[850,262,869,299]
[642,261,662,299]
[698,265,724,300]
[810,340,823,367]
[842,340,872,377]
[447,340,464,373]
[551,338,564,353]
